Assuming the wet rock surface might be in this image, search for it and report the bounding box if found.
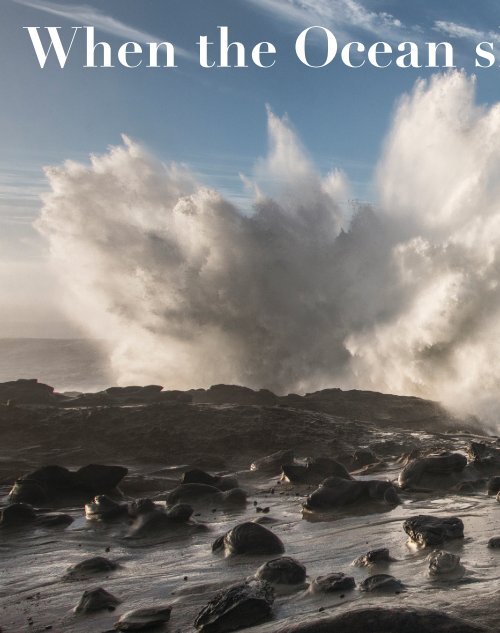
[1,380,499,632]
[9,463,128,505]
[74,587,120,613]
[213,522,285,556]
[403,515,464,547]
[359,574,405,593]
[254,557,306,586]
[64,557,119,581]
[398,452,468,490]
[271,607,490,632]
[352,548,394,567]
[115,606,172,630]
[427,550,464,577]
[309,572,356,593]
[195,579,275,632]
[303,477,400,511]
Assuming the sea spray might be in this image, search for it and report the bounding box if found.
[37,71,500,425]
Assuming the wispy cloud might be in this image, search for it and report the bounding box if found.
[434,20,500,45]
[0,166,45,224]
[13,0,195,59]
[246,0,415,43]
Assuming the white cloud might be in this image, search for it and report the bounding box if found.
[246,0,412,42]
[435,20,500,45]
[13,0,195,59]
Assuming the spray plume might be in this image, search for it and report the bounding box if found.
[37,72,500,423]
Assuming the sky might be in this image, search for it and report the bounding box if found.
[3,0,500,337]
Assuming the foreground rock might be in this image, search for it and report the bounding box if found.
[271,607,490,632]
[352,548,394,567]
[195,579,274,632]
[303,477,400,512]
[74,587,120,613]
[0,378,62,405]
[309,573,355,593]
[398,453,468,490]
[428,550,464,578]
[254,557,306,588]
[0,503,73,529]
[403,515,464,547]
[213,522,284,556]
[64,557,118,581]
[467,442,500,475]
[9,464,128,505]
[115,606,172,631]
[359,574,405,593]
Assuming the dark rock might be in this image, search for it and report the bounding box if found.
[398,453,468,490]
[255,557,306,586]
[427,550,463,576]
[303,477,400,511]
[8,464,128,505]
[359,574,405,593]
[271,607,489,632]
[115,606,172,631]
[74,464,128,492]
[487,537,500,548]
[213,522,284,556]
[0,379,59,405]
[74,587,120,613]
[309,573,355,593]
[23,465,74,489]
[403,515,464,547]
[167,503,194,521]
[353,548,394,567]
[194,579,274,632]
[8,479,48,505]
[0,503,36,527]
[64,557,118,580]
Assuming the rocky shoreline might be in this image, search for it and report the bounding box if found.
[1,379,499,632]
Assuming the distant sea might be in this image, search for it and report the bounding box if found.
[0,339,113,393]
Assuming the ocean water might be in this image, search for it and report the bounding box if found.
[0,338,113,392]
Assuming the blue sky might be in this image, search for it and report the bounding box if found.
[2,0,500,335]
